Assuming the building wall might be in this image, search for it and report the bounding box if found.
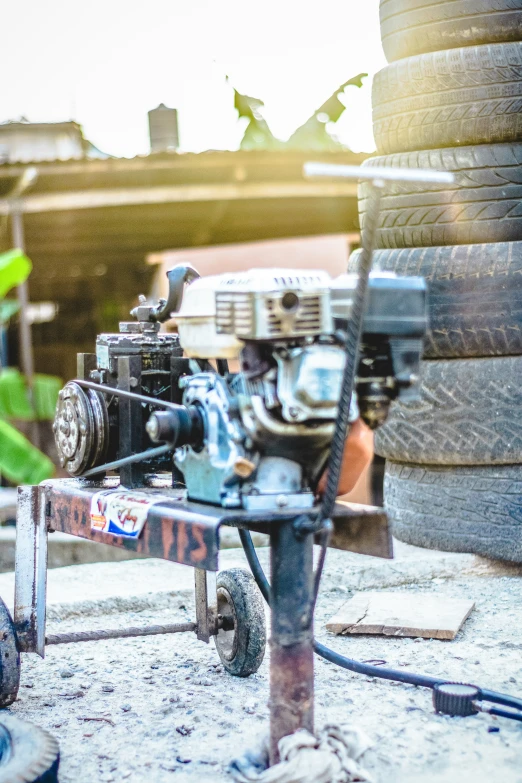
[0,125,84,163]
[148,233,360,300]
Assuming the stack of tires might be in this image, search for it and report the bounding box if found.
[354,0,522,562]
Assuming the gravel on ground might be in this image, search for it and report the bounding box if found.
[6,544,522,782]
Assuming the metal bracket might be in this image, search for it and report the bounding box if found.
[14,485,48,657]
[118,354,145,488]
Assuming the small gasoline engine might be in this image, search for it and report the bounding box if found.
[53,264,426,502]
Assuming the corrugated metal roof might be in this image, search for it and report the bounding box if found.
[3,146,366,380]
[0,146,368,171]
[1,147,366,264]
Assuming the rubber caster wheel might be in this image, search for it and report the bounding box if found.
[0,597,19,708]
[0,715,59,782]
[214,568,266,677]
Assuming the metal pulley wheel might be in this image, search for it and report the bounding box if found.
[53,382,109,475]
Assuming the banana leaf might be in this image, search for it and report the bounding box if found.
[0,369,61,420]
[0,419,54,485]
[0,250,32,297]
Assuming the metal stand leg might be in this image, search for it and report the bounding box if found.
[14,485,48,657]
[194,568,217,643]
[269,519,314,765]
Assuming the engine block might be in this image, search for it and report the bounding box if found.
[54,265,427,508]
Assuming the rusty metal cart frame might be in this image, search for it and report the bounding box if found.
[15,479,390,762]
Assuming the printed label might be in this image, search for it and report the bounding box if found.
[96,344,110,370]
[90,490,170,538]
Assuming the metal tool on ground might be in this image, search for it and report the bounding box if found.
[10,162,496,769]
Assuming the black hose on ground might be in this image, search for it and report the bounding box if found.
[238,527,522,719]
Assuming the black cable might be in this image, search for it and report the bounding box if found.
[312,640,445,687]
[82,444,171,477]
[302,185,384,611]
[311,522,333,614]
[216,359,229,376]
[239,527,522,719]
[319,185,382,523]
[239,529,270,603]
[75,379,188,413]
[482,706,522,722]
[479,688,522,712]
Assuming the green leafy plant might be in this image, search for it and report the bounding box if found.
[232,74,368,151]
[0,249,57,485]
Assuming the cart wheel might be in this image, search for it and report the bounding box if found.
[0,715,59,782]
[0,598,19,708]
[214,568,266,677]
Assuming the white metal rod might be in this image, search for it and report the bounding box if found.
[304,162,455,185]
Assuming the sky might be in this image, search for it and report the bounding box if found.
[1,1,387,158]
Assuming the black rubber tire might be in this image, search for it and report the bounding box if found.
[385,461,522,563]
[0,715,59,783]
[214,568,266,678]
[0,597,19,708]
[373,43,522,154]
[374,355,522,465]
[349,242,522,359]
[359,144,522,248]
[380,0,522,63]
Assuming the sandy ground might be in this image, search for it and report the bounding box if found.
[7,546,522,783]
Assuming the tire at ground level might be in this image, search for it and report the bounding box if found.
[214,568,266,677]
[0,715,59,782]
[359,143,522,248]
[349,243,522,359]
[380,0,522,62]
[374,355,522,465]
[385,461,522,563]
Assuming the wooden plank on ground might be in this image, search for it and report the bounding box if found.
[326,592,475,640]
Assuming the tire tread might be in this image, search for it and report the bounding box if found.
[214,568,266,678]
[350,243,522,358]
[374,356,522,464]
[385,461,522,562]
[359,143,522,248]
[373,43,522,153]
[380,0,522,62]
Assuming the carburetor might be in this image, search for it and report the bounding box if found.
[54,265,426,509]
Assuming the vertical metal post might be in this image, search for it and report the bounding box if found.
[118,355,144,488]
[14,485,48,657]
[194,568,217,643]
[11,208,39,448]
[269,520,314,765]
[77,353,97,380]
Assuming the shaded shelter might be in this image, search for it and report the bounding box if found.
[0,149,366,379]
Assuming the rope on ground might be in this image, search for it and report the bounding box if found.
[229,724,374,783]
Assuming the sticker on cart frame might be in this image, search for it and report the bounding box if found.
[91,490,168,538]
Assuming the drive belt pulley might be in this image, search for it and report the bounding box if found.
[53,382,109,475]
